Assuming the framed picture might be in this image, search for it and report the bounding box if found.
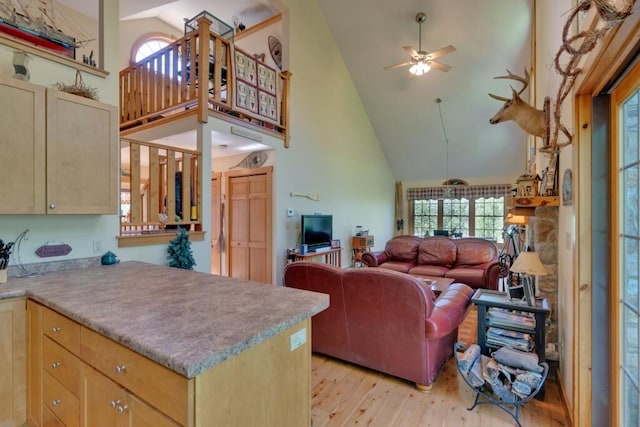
[331,239,341,249]
[562,168,573,206]
[523,280,535,306]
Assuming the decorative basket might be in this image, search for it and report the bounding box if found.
[53,70,98,100]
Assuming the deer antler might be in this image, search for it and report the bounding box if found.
[488,69,530,100]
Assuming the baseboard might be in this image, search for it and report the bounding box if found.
[555,367,575,427]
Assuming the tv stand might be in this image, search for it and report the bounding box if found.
[294,247,341,267]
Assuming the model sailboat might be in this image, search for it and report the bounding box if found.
[0,0,77,57]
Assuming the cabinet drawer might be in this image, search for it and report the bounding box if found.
[80,327,190,425]
[43,336,81,396]
[43,370,79,427]
[43,307,81,355]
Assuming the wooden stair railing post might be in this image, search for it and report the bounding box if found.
[280,71,292,148]
[196,15,212,124]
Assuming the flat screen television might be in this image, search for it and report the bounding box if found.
[301,214,332,251]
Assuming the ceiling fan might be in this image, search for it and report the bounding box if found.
[384,12,456,76]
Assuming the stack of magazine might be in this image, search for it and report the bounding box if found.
[486,308,535,329]
[485,309,536,352]
[486,327,533,351]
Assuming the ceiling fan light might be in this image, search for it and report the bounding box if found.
[410,60,430,76]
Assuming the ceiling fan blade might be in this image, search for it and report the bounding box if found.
[384,60,414,71]
[403,46,419,58]
[427,60,452,72]
[425,45,456,60]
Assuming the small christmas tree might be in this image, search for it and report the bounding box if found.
[167,227,196,270]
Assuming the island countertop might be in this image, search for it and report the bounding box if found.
[0,261,329,378]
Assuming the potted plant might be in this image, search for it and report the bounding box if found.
[167,227,196,270]
[0,239,14,283]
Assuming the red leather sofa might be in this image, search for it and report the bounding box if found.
[361,235,501,290]
[283,261,474,390]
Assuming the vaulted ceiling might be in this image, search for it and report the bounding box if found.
[115,0,533,183]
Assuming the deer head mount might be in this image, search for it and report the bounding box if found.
[488,69,547,139]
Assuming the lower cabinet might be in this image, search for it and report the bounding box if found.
[83,365,178,427]
[0,297,26,427]
[28,300,313,426]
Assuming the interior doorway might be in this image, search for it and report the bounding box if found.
[225,166,273,284]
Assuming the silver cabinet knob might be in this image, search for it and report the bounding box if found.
[116,404,129,414]
[51,326,61,333]
[115,365,126,373]
[110,400,121,408]
[49,203,56,209]
[51,399,61,407]
[51,362,62,369]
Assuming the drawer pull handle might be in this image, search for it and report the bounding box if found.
[115,365,126,373]
[116,404,129,414]
[51,327,62,333]
[51,362,62,369]
[51,399,61,407]
[110,400,121,408]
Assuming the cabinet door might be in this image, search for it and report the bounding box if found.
[127,393,180,427]
[0,298,26,426]
[46,89,118,214]
[82,365,121,426]
[0,77,46,214]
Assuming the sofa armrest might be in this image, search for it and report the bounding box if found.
[484,261,502,291]
[361,251,388,267]
[425,283,474,340]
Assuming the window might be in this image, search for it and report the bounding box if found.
[130,33,173,65]
[410,197,504,241]
[407,184,511,242]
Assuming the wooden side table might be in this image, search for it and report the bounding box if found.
[294,247,341,267]
[351,235,374,267]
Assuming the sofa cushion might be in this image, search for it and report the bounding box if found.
[418,237,457,267]
[445,267,485,288]
[408,264,449,277]
[384,235,422,263]
[379,261,415,274]
[455,239,497,267]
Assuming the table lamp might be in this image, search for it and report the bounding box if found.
[509,250,547,306]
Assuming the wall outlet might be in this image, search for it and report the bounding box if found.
[290,328,306,351]
[286,208,294,217]
[93,240,102,253]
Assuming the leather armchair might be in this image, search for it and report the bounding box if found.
[283,261,474,390]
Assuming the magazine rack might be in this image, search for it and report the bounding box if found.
[454,342,548,427]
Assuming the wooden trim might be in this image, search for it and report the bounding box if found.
[0,34,109,78]
[233,14,282,41]
[117,231,205,248]
[575,93,592,427]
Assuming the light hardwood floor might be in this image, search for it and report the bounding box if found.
[311,354,569,427]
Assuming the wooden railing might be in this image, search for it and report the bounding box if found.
[119,15,290,144]
[120,138,201,236]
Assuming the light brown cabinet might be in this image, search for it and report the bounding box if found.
[0,297,26,426]
[28,300,312,426]
[0,76,118,214]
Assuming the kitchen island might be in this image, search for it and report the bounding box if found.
[0,261,329,426]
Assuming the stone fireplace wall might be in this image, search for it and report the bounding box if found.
[528,206,559,354]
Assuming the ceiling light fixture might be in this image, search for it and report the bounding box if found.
[410,60,431,76]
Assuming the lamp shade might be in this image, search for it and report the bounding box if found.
[510,251,547,275]
[505,212,528,225]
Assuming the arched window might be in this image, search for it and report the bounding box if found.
[130,33,173,64]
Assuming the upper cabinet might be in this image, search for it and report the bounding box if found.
[0,77,118,214]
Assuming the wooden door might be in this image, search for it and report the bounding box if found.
[211,173,222,275]
[46,89,118,214]
[127,393,179,427]
[227,167,272,284]
[0,77,46,214]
